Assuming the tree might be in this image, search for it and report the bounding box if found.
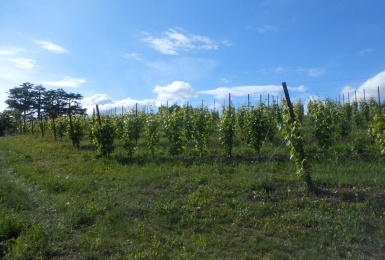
[5,82,35,133]
[0,111,17,136]
[32,85,46,136]
[4,83,86,137]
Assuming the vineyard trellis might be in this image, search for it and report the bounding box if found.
[3,83,385,187]
[6,90,385,157]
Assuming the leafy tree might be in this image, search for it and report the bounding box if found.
[0,111,17,136]
[32,85,46,136]
[5,83,86,137]
[5,82,35,133]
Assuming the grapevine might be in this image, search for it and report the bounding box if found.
[245,104,269,154]
[145,112,160,157]
[219,105,236,157]
[281,100,313,191]
[192,107,212,156]
[93,115,116,157]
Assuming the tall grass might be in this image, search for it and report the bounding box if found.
[1,134,385,259]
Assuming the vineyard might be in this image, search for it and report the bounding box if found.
[1,92,385,258]
[5,95,385,159]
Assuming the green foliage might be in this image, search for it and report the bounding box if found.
[145,113,160,156]
[335,103,352,138]
[67,115,85,150]
[183,105,194,142]
[121,111,144,156]
[236,105,248,142]
[293,99,304,123]
[219,105,236,157]
[359,99,371,124]
[163,108,185,155]
[308,99,334,151]
[265,102,281,141]
[1,132,385,259]
[93,116,116,157]
[370,112,385,154]
[281,100,312,190]
[0,111,17,136]
[245,104,269,153]
[192,107,212,156]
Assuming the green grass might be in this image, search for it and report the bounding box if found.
[1,134,385,259]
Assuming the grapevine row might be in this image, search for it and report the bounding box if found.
[13,97,385,158]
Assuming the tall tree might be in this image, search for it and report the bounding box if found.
[32,85,46,136]
[5,82,35,133]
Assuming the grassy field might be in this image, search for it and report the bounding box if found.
[1,127,385,258]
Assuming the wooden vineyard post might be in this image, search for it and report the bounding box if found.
[378,86,381,115]
[96,104,102,127]
[282,82,314,191]
[282,82,296,121]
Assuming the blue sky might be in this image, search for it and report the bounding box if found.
[1,0,385,113]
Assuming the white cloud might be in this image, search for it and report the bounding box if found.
[340,86,356,97]
[0,46,24,56]
[222,40,232,46]
[256,25,277,33]
[347,71,385,101]
[199,85,307,99]
[296,68,326,77]
[0,46,35,69]
[35,40,67,54]
[267,66,326,77]
[4,57,36,69]
[43,77,85,87]
[221,78,230,83]
[153,81,197,103]
[0,57,40,111]
[307,68,326,77]
[81,81,198,114]
[275,67,285,73]
[123,52,142,61]
[82,94,114,107]
[143,28,221,55]
[81,94,158,114]
[357,48,374,57]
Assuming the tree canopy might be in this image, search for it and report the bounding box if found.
[2,82,86,134]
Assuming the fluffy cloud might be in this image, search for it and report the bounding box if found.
[143,28,221,55]
[35,40,67,54]
[342,71,385,101]
[81,81,198,114]
[153,81,197,103]
[82,94,114,107]
[199,85,307,99]
[43,78,85,87]
[81,94,157,114]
